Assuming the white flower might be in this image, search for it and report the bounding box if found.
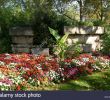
[0,61,5,66]
[82,58,89,62]
[7,63,17,68]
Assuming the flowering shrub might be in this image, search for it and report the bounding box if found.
[72,54,95,74]
[0,72,13,90]
[92,56,110,71]
[0,53,110,90]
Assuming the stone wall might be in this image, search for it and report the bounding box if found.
[64,26,104,52]
[9,27,49,55]
[9,27,34,53]
[9,26,104,54]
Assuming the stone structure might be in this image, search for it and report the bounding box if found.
[64,26,104,52]
[10,27,34,53]
[31,47,49,56]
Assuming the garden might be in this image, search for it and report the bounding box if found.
[0,0,110,91]
[0,52,110,91]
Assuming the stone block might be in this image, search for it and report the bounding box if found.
[11,44,33,53]
[67,35,101,51]
[82,44,92,53]
[85,35,100,50]
[9,26,34,53]
[10,27,33,36]
[64,26,104,35]
[67,35,85,44]
[12,36,33,44]
[31,48,49,56]
[64,26,104,52]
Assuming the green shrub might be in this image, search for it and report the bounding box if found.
[49,27,84,59]
[0,27,12,53]
[78,21,94,26]
[65,42,83,58]
[0,37,12,53]
[93,20,105,26]
[101,26,110,54]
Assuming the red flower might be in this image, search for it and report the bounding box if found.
[16,85,21,91]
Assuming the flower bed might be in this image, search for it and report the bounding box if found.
[0,53,110,90]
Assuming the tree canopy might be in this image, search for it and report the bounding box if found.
[0,0,110,51]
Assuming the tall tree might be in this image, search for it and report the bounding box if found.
[76,0,85,21]
[83,0,106,21]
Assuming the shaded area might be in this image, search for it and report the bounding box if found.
[59,69,110,90]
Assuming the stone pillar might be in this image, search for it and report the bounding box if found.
[9,27,34,53]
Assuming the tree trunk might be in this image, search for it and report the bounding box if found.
[78,0,83,21]
[100,0,103,21]
[80,0,83,21]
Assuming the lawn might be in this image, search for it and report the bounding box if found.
[31,69,110,91]
[58,69,110,90]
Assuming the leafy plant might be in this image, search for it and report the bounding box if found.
[78,21,94,26]
[101,26,110,54]
[65,42,83,58]
[49,27,68,59]
[93,20,105,26]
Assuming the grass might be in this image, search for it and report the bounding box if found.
[27,69,110,91]
[58,69,110,90]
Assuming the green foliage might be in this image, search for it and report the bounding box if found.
[41,25,91,59]
[0,31,12,53]
[0,0,109,54]
[78,21,94,26]
[65,43,83,58]
[0,39,11,53]
[78,20,106,27]
[49,27,60,40]
[84,21,94,26]
[49,27,68,59]
[59,69,110,90]
[93,20,105,26]
[101,26,110,54]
